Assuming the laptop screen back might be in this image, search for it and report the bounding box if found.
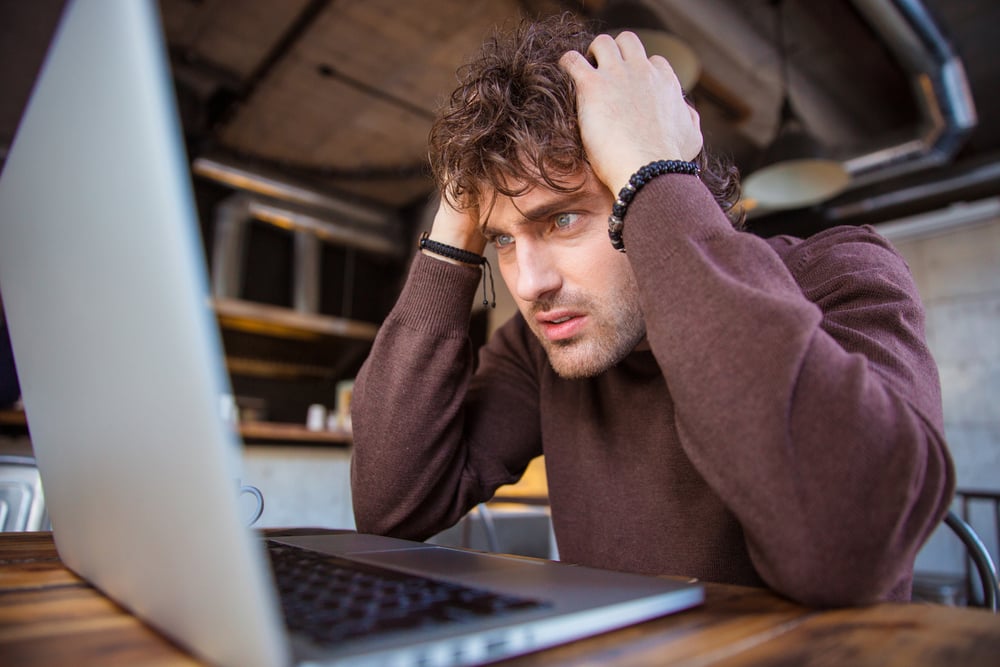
[0,2,289,665]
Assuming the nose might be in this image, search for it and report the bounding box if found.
[512,238,561,303]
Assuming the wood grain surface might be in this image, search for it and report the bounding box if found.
[1,531,997,666]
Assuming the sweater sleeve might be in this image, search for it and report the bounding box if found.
[350,253,543,540]
[624,175,955,606]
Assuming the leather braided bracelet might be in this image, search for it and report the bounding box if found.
[418,231,496,307]
[608,159,700,252]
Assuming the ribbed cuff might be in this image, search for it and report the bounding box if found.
[390,252,483,338]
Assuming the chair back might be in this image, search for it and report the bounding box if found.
[0,455,48,532]
[945,509,998,612]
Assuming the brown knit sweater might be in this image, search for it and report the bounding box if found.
[351,174,955,607]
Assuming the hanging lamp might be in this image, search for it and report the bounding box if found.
[742,0,849,210]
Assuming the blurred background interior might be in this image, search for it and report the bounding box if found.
[1,0,997,608]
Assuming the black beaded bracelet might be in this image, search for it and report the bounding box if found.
[608,159,700,252]
[418,231,496,308]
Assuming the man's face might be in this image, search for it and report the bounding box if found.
[482,169,646,379]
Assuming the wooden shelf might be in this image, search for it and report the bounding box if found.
[238,421,351,445]
[225,356,336,380]
[213,298,378,342]
[1,410,350,446]
[0,409,27,427]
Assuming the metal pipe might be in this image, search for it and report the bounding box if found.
[827,158,1000,220]
[843,0,977,186]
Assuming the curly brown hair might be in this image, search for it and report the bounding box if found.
[428,13,743,227]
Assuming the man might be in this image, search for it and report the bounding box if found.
[350,14,954,607]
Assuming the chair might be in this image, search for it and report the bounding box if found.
[944,509,998,613]
[430,502,555,560]
[0,454,49,532]
[474,503,501,552]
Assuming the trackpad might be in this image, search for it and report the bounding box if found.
[351,547,540,578]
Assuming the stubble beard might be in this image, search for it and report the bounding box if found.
[530,272,646,380]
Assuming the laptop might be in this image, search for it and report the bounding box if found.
[0,2,704,666]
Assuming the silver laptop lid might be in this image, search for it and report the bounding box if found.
[1,3,706,666]
[0,1,289,665]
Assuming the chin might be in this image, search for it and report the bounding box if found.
[543,325,647,379]
[549,363,605,380]
[545,344,626,380]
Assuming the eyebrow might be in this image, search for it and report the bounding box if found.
[482,190,603,238]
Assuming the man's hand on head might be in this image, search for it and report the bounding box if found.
[424,195,487,260]
[559,31,703,194]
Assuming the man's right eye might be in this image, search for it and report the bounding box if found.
[494,234,514,249]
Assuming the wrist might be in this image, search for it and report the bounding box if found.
[608,159,700,252]
[419,232,483,266]
[417,232,496,308]
[601,147,686,196]
[423,231,487,257]
[429,200,487,255]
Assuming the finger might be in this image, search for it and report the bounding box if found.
[689,105,703,135]
[586,33,623,67]
[649,55,683,89]
[614,30,648,61]
[558,49,594,80]
[649,54,675,76]
[685,107,704,159]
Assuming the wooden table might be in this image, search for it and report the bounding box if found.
[2,531,998,666]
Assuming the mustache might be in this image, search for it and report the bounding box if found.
[528,291,592,318]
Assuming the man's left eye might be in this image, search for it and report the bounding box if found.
[554,212,579,229]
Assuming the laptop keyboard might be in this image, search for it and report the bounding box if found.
[265,540,549,646]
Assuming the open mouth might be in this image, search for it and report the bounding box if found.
[537,312,585,342]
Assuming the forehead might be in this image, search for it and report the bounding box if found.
[481,169,608,230]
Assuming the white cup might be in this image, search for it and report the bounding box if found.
[238,482,264,526]
[306,403,327,431]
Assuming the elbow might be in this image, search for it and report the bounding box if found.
[350,465,444,542]
[351,473,413,539]
[751,520,922,607]
[351,497,391,536]
[352,493,431,541]
[350,457,404,538]
[755,529,924,608]
[766,432,955,607]
[765,561,899,608]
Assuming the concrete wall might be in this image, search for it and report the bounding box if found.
[242,445,355,530]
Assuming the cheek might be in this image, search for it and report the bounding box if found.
[568,243,631,292]
[497,257,530,310]
[497,256,517,293]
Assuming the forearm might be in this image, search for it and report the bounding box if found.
[626,176,954,605]
[351,254,485,539]
[351,254,540,540]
